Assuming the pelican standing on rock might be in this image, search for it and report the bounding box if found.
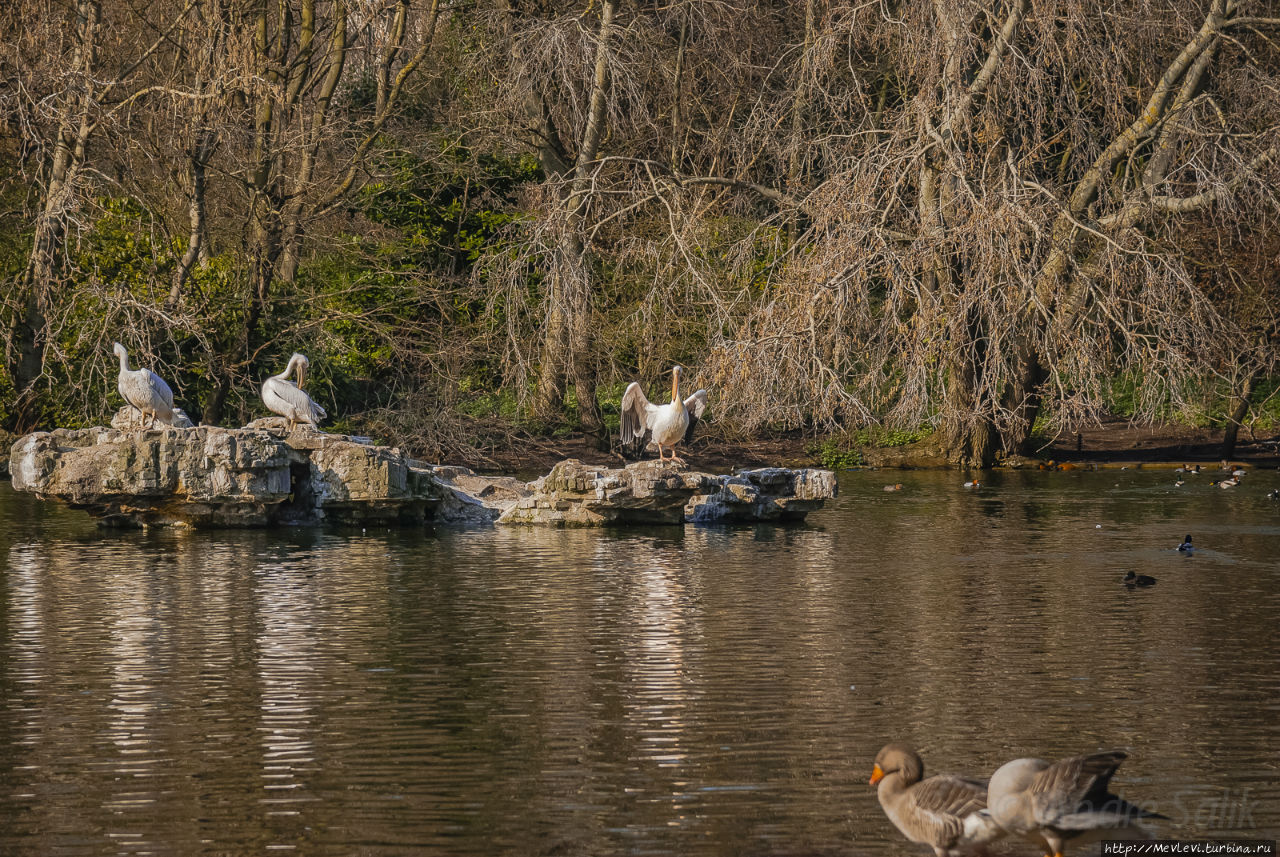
[620,365,708,463]
[986,750,1165,857]
[113,342,175,428]
[869,744,1006,857]
[261,353,326,431]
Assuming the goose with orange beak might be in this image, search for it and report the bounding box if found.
[870,744,1005,857]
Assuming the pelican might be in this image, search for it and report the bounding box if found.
[261,353,326,431]
[619,365,708,463]
[113,342,175,428]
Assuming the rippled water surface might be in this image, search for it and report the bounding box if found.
[2,468,1278,856]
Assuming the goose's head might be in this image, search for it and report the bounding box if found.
[870,743,924,787]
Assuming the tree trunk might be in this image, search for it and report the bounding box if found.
[6,0,100,432]
[533,262,570,421]
[1000,338,1049,455]
[1221,371,1258,461]
[531,0,615,433]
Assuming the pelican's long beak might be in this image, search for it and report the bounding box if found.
[869,764,885,786]
[671,365,683,403]
[296,360,307,390]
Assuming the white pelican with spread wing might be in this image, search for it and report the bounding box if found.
[113,342,176,428]
[261,353,326,431]
[620,365,708,463]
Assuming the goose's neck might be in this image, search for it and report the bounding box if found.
[877,771,909,798]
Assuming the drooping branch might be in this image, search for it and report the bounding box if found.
[314,0,442,214]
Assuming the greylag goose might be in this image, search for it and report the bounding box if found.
[870,744,1005,857]
[987,750,1165,857]
[261,353,326,431]
[620,365,708,463]
[112,342,176,428]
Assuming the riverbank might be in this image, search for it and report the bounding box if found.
[477,417,1280,474]
[6,417,1279,479]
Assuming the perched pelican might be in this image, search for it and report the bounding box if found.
[987,751,1165,857]
[261,353,326,431]
[870,744,1005,857]
[113,342,175,428]
[620,365,708,463]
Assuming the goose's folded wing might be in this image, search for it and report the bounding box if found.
[902,775,989,846]
[1030,751,1128,824]
[914,775,989,819]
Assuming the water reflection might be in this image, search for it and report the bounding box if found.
[0,470,1277,856]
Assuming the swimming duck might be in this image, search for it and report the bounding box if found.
[1268,489,1278,500]
[986,751,1165,857]
[964,480,981,489]
[1218,477,1239,489]
[884,483,904,492]
[1122,571,1157,588]
[1177,535,1194,553]
[870,744,1005,857]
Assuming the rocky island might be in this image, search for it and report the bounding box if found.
[8,410,836,529]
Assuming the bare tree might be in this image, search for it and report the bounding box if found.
[701,0,1280,465]
[1,0,201,429]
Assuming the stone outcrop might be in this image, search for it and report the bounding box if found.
[9,412,458,528]
[9,414,835,528]
[499,459,837,526]
[111,405,196,430]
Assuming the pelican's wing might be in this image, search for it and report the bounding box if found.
[683,388,708,442]
[144,369,175,410]
[263,378,324,424]
[620,381,651,443]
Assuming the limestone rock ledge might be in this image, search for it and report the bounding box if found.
[9,419,835,528]
[499,459,837,526]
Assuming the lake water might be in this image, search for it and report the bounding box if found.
[1,467,1278,856]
